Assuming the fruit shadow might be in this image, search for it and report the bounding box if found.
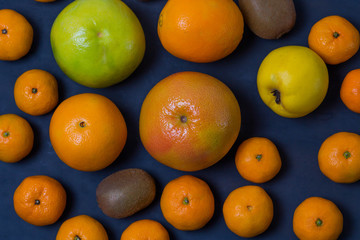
[262,189,285,237]
[22,14,40,62]
[338,199,356,239]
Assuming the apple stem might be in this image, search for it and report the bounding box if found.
[271,90,281,104]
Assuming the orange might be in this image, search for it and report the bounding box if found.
[308,15,360,65]
[139,71,241,171]
[121,219,170,240]
[0,114,34,163]
[235,137,282,183]
[49,93,127,171]
[13,175,66,226]
[0,9,33,61]
[56,215,108,240]
[223,185,273,238]
[157,0,244,63]
[340,69,360,113]
[318,132,360,183]
[160,175,214,231]
[293,197,343,240]
[14,69,58,116]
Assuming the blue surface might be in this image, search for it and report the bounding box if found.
[0,0,360,239]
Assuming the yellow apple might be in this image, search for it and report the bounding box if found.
[257,46,329,118]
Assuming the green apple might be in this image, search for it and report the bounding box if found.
[51,0,145,88]
[257,46,329,118]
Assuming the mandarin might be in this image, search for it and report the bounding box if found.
[121,219,170,240]
[340,69,360,113]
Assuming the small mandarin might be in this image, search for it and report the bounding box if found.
[14,69,58,116]
[235,137,281,183]
[223,185,273,238]
[293,197,343,240]
[340,69,360,113]
[160,175,214,231]
[121,219,170,240]
[13,175,66,226]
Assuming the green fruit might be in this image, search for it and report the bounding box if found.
[96,168,156,218]
[51,0,145,88]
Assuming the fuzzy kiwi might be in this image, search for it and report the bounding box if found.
[238,0,296,39]
[96,168,156,219]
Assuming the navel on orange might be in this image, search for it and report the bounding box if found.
[0,114,34,163]
[14,69,58,116]
[49,93,127,171]
[158,0,244,63]
[0,9,33,61]
[13,175,66,226]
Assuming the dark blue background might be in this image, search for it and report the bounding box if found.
[0,0,359,239]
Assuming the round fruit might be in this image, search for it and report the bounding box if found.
[157,0,244,63]
[0,114,34,163]
[51,0,145,88]
[96,169,156,219]
[340,69,360,113]
[235,137,282,183]
[121,219,170,240]
[0,9,33,61]
[14,69,58,116]
[13,175,66,226]
[139,71,241,171]
[223,185,273,238]
[160,175,214,231]
[49,93,127,171]
[293,197,343,240]
[308,15,360,65]
[257,46,329,118]
[56,215,108,240]
[318,132,360,183]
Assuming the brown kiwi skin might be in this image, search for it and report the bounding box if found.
[96,168,156,219]
[238,0,296,39]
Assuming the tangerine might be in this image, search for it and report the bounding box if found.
[340,69,360,113]
[121,219,170,240]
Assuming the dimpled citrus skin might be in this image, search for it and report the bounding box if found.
[56,215,108,240]
[139,71,241,171]
[50,0,145,88]
[49,93,127,171]
[121,219,170,240]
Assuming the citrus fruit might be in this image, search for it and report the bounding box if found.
[157,0,244,63]
[257,46,329,118]
[160,175,215,231]
[14,69,58,116]
[139,71,241,171]
[56,215,108,240]
[318,132,360,183]
[0,114,34,163]
[308,15,360,65]
[49,93,127,171]
[235,137,282,183]
[51,0,145,88]
[0,9,33,61]
[13,175,66,226]
[293,197,343,240]
[340,69,360,113]
[121,219,170,240]
[223,185,273,238]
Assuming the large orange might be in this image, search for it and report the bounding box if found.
[340,69,360,113]
[0,114,34,163]
[160,175,214,231]
[0,9,33,61]
[121,219,170,240]
[14,69,58,116]
[56,215,108,240]
[223,185,273,238]
[308,15,360,65]
[139,71,241,171]
[157,0,244,63]
[293,197,343,240]
[49,93,127,171]
[235,137,282,183]
[13,175,66,226]
[318,132,360,183]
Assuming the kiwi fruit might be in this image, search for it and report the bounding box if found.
[238,0,296,39]
[96,168,156,218]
